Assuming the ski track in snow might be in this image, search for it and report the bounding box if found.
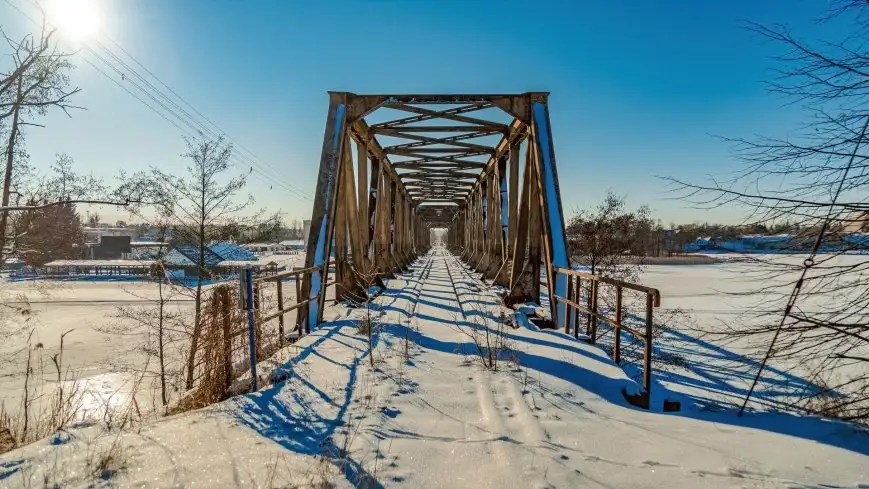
[1,247,868,488]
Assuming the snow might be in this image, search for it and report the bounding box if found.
[2,248,866,488]
[640,255,869,411]
[0,251,312,419]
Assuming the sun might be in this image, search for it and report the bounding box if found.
[45,0,101,40]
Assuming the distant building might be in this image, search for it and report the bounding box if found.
[842,211,869,233]
[843,233,869,248]
[243,243,286,253]
[84,227,138,244]
[303,220,311,246]
[719,234,794,252]
[280,239,306,250]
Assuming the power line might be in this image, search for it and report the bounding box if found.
[98,33,313,200]
[3,0,314,204]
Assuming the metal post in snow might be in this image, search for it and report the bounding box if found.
[245,266,258,391]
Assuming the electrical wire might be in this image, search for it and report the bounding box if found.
[2,0,314,203]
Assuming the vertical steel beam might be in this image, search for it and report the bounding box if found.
[303,92,348,331]
[367,157,381,259]
[357,139,370,267]
[505,136,542,305]
[531,101,570,328]
[338,135,365,301]
[495,143,520,286]
[373,170,392,276]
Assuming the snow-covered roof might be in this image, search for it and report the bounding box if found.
[280,239,305,247]
[210,242,258,261]
[44,260,157,267]
[216,260,273,268]
[741,234,793,241]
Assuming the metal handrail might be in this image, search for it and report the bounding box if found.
[552,267,661,409]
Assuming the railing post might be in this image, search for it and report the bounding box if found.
[590,280,599,343]
[613,286,622,364]
[573,277,580,339]
[276,279,285,346]
[245,267,258,392]
[644,292,654,398]
[295,274,304,337]
[564,274,572,334]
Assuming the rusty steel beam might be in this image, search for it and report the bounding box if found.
[370,103,492,129]
[384,103,510,131]
[372,125,494,133]
[392,155,490,166]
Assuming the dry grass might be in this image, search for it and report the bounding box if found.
[0,330,87,455]
[454,311,513,372]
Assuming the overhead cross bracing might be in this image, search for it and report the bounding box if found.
[300,92,571,333]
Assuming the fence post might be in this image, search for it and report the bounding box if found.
[644,292,654,399]
[245,267,258,391]
[613,286,622,364]
[222,289,232,394]
[590,280,599,343]
[276,279,285,346]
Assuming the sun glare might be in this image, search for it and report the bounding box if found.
[46,0,101,40]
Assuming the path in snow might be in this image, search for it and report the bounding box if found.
[1,248,867,488]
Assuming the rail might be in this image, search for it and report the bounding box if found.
[552,267,661,409]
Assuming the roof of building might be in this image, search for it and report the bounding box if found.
[166,242,258,267]
[216,260,277,268]
[741,234,793,241]
[45,260,157,267]
[280,239,306,247]
[210,242,258,261]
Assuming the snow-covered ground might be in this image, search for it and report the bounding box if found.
[0,252,309,419]
[642,254,868,410]
[1,248,866,488]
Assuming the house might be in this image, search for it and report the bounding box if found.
[719,234,794,252]
[683,236,713,253]
[843,232,869,249]
[84,226,138,244]
[243,242,287,254]
[279,239,306,250]
[163,242,258,277]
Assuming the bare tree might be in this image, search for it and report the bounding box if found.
[566,191,655,282]
[122,135,252,389]
[668,2,869,421]
[104,221,180,409]
[1,18,81,262]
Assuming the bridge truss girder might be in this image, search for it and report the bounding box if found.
[300,92,570,332]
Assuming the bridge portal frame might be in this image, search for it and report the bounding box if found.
[299,92,571,332]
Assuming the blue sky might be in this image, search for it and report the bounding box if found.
[0,0,847,225]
